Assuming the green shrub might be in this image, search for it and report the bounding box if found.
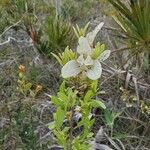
[49,23,110,150]
[108,0,150,54]
[36,16,76,57]
[108,0,150,72]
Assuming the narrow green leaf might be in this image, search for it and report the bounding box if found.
[89,100,106,109]
[54,107,65,129]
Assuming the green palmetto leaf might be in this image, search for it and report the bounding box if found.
[108,0,150,54]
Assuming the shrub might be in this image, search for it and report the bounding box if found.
[36,16,76,57]
[108,0,150,54]
[50,22,111,150]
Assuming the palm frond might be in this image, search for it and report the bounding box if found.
[108,0,150,54]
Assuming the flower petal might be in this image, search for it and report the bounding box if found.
[77,36,92,55]
[61,60,80,78]
[86,22,104,46]
[86,60,102,80]
[84,55,94,66]
[77,55,85,65]
[99,50,111,62]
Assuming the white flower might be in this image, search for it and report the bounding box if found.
[86,60,102,80]
[61,23,110,80]
[86,22,104,46]
[61,60,80,78]
[77,37,92,55]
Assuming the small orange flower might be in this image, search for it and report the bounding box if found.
[18,65,25,72]
[35,85,43,93]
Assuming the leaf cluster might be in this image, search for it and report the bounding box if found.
[73,22,90,38]
[50,80,106,150]
[52,46,77,66]
[36,16,76,57]
[108,0,150,53]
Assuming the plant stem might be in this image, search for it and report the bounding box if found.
[110,126,113,138]
[68,109,74,150]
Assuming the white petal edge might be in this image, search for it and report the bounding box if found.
[86,22,104,46]
[99,50,111,62]
[86,60,102,80]
[61,60,80,78]
[77,36,92,55]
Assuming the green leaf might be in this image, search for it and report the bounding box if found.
[54,107,65,129]
[89,100,106,109]
[29,90,36,97]
[51,52,63,65]
[59,81,66,92]
[90,80,98,93]
[104,110,114,129]
[25,83,32,90]
[62,127,70,133]
[68,88,77,105]
[87,132,94,138]
[54,130,67,149]
[55,46,77,66]
[51,96,64,108]
[73,22,90,38]
[91,42,105,59]
[57,92,70,109]
[48,121,55,130]
[84,90,95,102]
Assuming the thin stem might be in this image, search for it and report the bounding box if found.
[68,109,74,150]
[110,126,113,138]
